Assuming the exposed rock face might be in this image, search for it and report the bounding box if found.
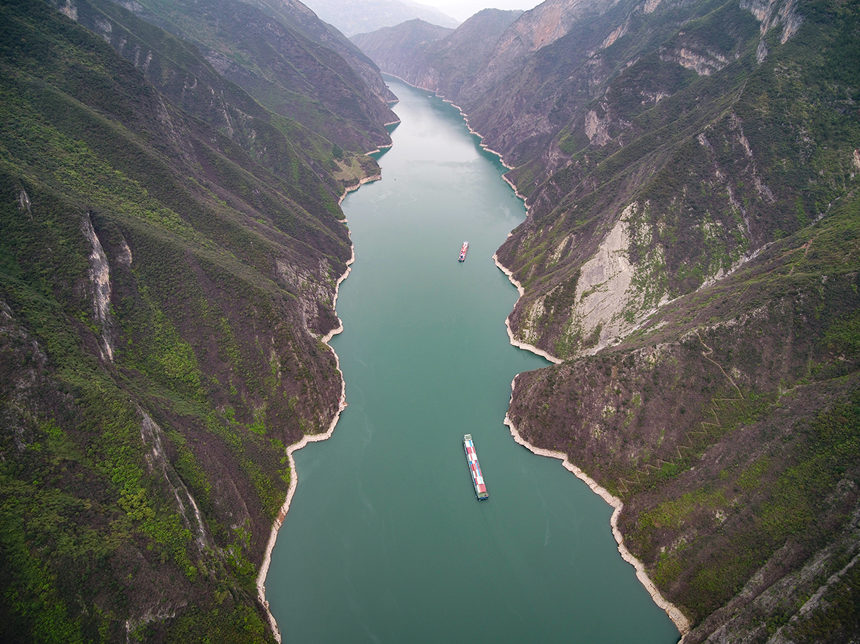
[139,409,211,552]
[81,213,115,362]
[660,46,730,75]
[584,109,612,146]
[572,212,635,350]
[741,0,802,42]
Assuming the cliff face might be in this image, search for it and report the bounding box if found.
[0,0,390,639]
[354,0,859,638]
[508,199,859,640]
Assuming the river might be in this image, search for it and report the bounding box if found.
[265,78,679,643]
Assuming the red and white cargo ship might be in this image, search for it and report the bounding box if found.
[463,434,489,500]
[458,241,469,262]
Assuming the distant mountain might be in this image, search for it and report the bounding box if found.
[351,19,455,82]
[0,0,392,639]
[352,0,860,639]
[352,10,522,95]
[303,0,459,36]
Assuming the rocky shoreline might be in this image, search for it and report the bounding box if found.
[256,109,399,644]
[492,253,562,365]
[256,240,356,642]
[339,174,382,205]
[504,376,691,639]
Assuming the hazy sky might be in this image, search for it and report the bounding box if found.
[420,0,543,22]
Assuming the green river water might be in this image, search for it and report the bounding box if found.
[266,79,679,643]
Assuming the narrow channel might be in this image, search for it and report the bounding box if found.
[265,78,678,643]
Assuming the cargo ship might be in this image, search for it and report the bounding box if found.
[463,434,489,500]
[458,241,469,262]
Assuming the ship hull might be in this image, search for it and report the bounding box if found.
[463,434,489,500]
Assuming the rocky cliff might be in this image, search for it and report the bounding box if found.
[354,0,859,638]
[0,0,391,639]
[508,199,859,640]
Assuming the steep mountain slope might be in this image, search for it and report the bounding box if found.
[303,0,458,36]
[242,0,401,115]
[0,0,388,639]
[496,0,853,352]
[508,198,859,640]
[99,0,397,153]
[354,0,859,637]
[356,0,857,358]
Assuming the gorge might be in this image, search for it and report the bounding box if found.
[352,0,859,640]
[0,0,857,641]
[262,77,680,643]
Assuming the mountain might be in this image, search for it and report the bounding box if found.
[0,0,392,639]
[303,0,459,37]
[351,19,455,83]
[353,0,859,638]
[351,10,523,94]
[79,0,398,153]
[508,198,859,641]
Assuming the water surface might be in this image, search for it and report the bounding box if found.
[266,79,678,643]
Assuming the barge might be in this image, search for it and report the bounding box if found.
[458,241,469,262]
[463,434,489,500]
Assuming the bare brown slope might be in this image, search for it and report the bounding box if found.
[508,198,859,640]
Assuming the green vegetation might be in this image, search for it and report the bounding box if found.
[510,196,859,631]
[491,0,860,359]
[0,0,387,639]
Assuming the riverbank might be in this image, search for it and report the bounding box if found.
[371,76,684,637]
[492,254,562,365]
[256,241,356,642]
[378,75,530,204]
[445,78,689,635]
[504,376,691,638]
[339,174,381,205]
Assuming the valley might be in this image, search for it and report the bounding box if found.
[0,0,856,641]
